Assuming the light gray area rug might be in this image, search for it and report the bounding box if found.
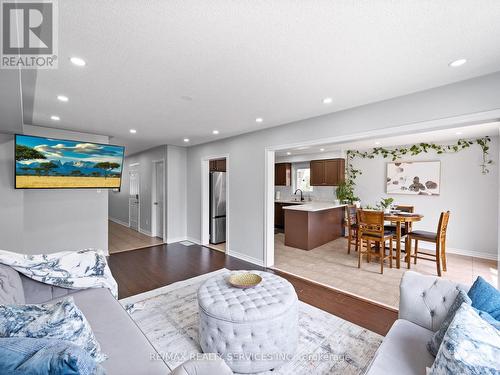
[120,269,382,374]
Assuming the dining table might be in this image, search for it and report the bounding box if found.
[383,211,424,268]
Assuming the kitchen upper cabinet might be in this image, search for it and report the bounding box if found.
[210,159,226,172]
[275,163,291,186]
[310,158,345,186]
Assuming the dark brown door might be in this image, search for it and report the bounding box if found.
[210,159,226,172]
[310,160,325,186]
[216,159,226,172]
[324,159,340,186]
[275,163,291,186]
[274,203,284,227]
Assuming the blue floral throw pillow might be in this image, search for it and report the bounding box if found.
[427,289,471,356]
[0,337,105,375]
[0,297,107,363]
[428,303,500,375]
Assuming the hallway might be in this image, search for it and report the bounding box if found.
[108,220,163,254]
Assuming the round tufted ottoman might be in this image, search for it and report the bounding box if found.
[197,270,298,373]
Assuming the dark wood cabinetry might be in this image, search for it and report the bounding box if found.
[210,159,226,172]
[310,159,345,186]
[275,163,291,186]
[275,202,301,228]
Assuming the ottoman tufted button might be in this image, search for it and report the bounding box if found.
[442,296,446,303]
[430,310,435,317]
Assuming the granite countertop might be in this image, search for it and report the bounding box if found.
[274,199,305,204]
[281,201,347,212]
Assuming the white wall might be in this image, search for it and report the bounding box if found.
[186,72,500,265]
[0,126,109,254]
[351,137,499,259]
[166,145,187,242]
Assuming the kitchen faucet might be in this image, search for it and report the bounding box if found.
[294,189,304,202]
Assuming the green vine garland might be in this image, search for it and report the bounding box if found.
[345,136,493,192]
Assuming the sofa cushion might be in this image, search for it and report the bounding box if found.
[0,296,107,363]
[366,319,435,375]
[0,264,25,304]
[20,274,77,304]
[49,288,168,375]
[427,290,471,356]
[468,276,500,321]
[0,337,105,375]
[429,303,500,374]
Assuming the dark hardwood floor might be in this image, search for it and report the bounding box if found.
[108,242,397,336]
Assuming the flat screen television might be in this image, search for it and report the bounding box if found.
[15,134,125,189]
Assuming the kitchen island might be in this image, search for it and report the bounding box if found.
[283,202,346,250]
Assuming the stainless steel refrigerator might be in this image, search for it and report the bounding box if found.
[210,171,226,244]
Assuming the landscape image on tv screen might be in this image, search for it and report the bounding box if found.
[15,134,125,189]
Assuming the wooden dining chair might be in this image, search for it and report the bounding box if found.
[405,211,450,277]
[356,210,393,274]
[346,205,358,254]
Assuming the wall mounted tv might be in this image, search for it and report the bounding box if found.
[15,134,125,189]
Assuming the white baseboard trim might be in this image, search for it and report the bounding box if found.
[186,237,202,245]
[416,242,497,261]
[227,250,265,267]
[108,217,129,227]
[166,237,187,244]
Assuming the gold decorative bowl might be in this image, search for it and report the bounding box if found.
[228,273,262,289]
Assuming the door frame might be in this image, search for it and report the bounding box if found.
[264,109,500,269]
[201,154,230,253]
[128,162,141,232]
[151,159,166,242]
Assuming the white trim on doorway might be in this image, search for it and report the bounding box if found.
[201,154,230,254]
[151,159,166,242]
[263,108,500,268]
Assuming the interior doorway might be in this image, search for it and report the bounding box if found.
[151,160,165,240]
[201,156,229,253]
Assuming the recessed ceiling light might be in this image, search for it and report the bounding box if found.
[286,152,291,155]
[212,130,219,135]
[50,115,60,121]
[129,129,137,134]
[322,97,333,104]
[183,138,190,143]
[320,148,325,152]
[57,95,68,102]
[255,118,263,123]
[449,59,467,67]
[375,141,381,145]
[455,131,463,135]
[70,57,86,66]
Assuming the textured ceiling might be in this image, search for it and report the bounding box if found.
[20,1,500,154]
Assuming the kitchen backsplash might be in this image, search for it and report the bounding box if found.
[275,185,337,201]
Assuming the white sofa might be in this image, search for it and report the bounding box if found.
[366,271,468,375]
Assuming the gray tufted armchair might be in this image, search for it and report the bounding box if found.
[366,271,469,375]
